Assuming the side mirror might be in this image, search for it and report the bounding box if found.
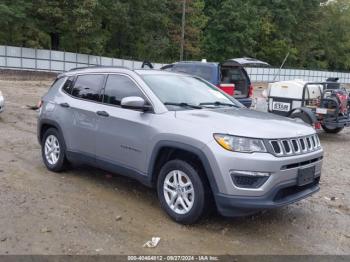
[121,96,152,111]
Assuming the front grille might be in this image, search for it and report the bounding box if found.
[268,134,321,157]
[281,157,323,170]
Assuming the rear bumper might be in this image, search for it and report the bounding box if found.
[237,97,253,108]
[215,178,320,217]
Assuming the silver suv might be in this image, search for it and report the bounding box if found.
[38,67,323,224]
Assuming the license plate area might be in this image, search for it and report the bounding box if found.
[298,166,316,186]
[272,101,291,112]
[316,108,328,115]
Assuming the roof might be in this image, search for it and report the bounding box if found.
[224,57,270,67]
[173,61,219,67]
[58,66,190,78]
[60,66,132,77]
[135,69,188,76]
[167,57,270,67]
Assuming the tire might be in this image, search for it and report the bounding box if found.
[321,125,344,134]
[41,128,69,172]
[157,159,209,224]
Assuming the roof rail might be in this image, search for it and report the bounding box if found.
[68,65,128,72]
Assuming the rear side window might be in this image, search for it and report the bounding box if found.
[192,66,213,82]
[173,64,194,75]
[103,75,145,106]
[50,77,66,90]
[173,64,213,82]
[72,74,105,102]
[62,76,75,94]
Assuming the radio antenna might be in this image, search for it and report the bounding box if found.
[273,52,290,81]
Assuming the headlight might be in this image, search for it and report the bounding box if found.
[214,134,267,153]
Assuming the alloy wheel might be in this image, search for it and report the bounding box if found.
[163,170,195,215]
[44,135,60,165]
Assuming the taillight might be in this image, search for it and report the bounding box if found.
[249,85,254,97]
[217,84,235,96]
[37,100,43,109]
[314,122,321,130]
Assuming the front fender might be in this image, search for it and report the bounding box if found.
[147,139,219,194]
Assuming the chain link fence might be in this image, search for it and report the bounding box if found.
[1,45,350,83]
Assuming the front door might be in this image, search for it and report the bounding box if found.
[95,74,154,175]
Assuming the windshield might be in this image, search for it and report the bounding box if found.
[142,74,240,110]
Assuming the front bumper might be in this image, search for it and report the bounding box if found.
[203,140,323,216]
[215,177,320,217]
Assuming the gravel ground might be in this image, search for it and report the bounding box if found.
[0,75,349,255]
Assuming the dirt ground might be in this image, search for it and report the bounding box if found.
[0,73,349,255]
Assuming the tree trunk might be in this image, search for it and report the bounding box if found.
[50,32,60,50]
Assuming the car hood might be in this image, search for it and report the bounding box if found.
[175,108,315,139]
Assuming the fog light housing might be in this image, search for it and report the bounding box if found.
[230,171,270,189]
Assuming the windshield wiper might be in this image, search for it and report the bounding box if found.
[199,102,239,108]
[164,102,203,109]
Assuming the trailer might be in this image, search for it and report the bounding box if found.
[267,79,350,134]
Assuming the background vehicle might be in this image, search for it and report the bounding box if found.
[267,79,350,133]
[161,58,269,108]
[38,67,322,224]
[0,90,4,113]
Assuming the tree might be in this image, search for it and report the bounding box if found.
[31,0,71,50]
[319,0,350,70]
[0,0,37,47]
[203,0,260,61]
[0,0,350,71]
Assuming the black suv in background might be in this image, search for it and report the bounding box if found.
[161,58,269,108]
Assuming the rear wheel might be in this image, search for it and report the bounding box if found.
[157,159,208,224]
[321,124,344,134]
[41,128,69,172]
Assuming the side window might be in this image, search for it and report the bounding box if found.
[173,64,193,75]
[72,74,105,102]
[50,77,66,90]
[161,65,174,72]
[103,75,145,106]
[62,76,75,94]
[192,66,213,82]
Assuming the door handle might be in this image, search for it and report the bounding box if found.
[60,102,70,108]
[96,111,109,117]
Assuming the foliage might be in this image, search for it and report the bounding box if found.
[0,0,350,70]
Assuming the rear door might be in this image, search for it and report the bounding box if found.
[67,74,106,157]
[220,58,269,98]
[220,66,250,98]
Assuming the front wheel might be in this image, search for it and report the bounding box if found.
[157,159,208,224]
[321,125,344,134]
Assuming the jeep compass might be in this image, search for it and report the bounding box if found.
[38,67,323,224]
